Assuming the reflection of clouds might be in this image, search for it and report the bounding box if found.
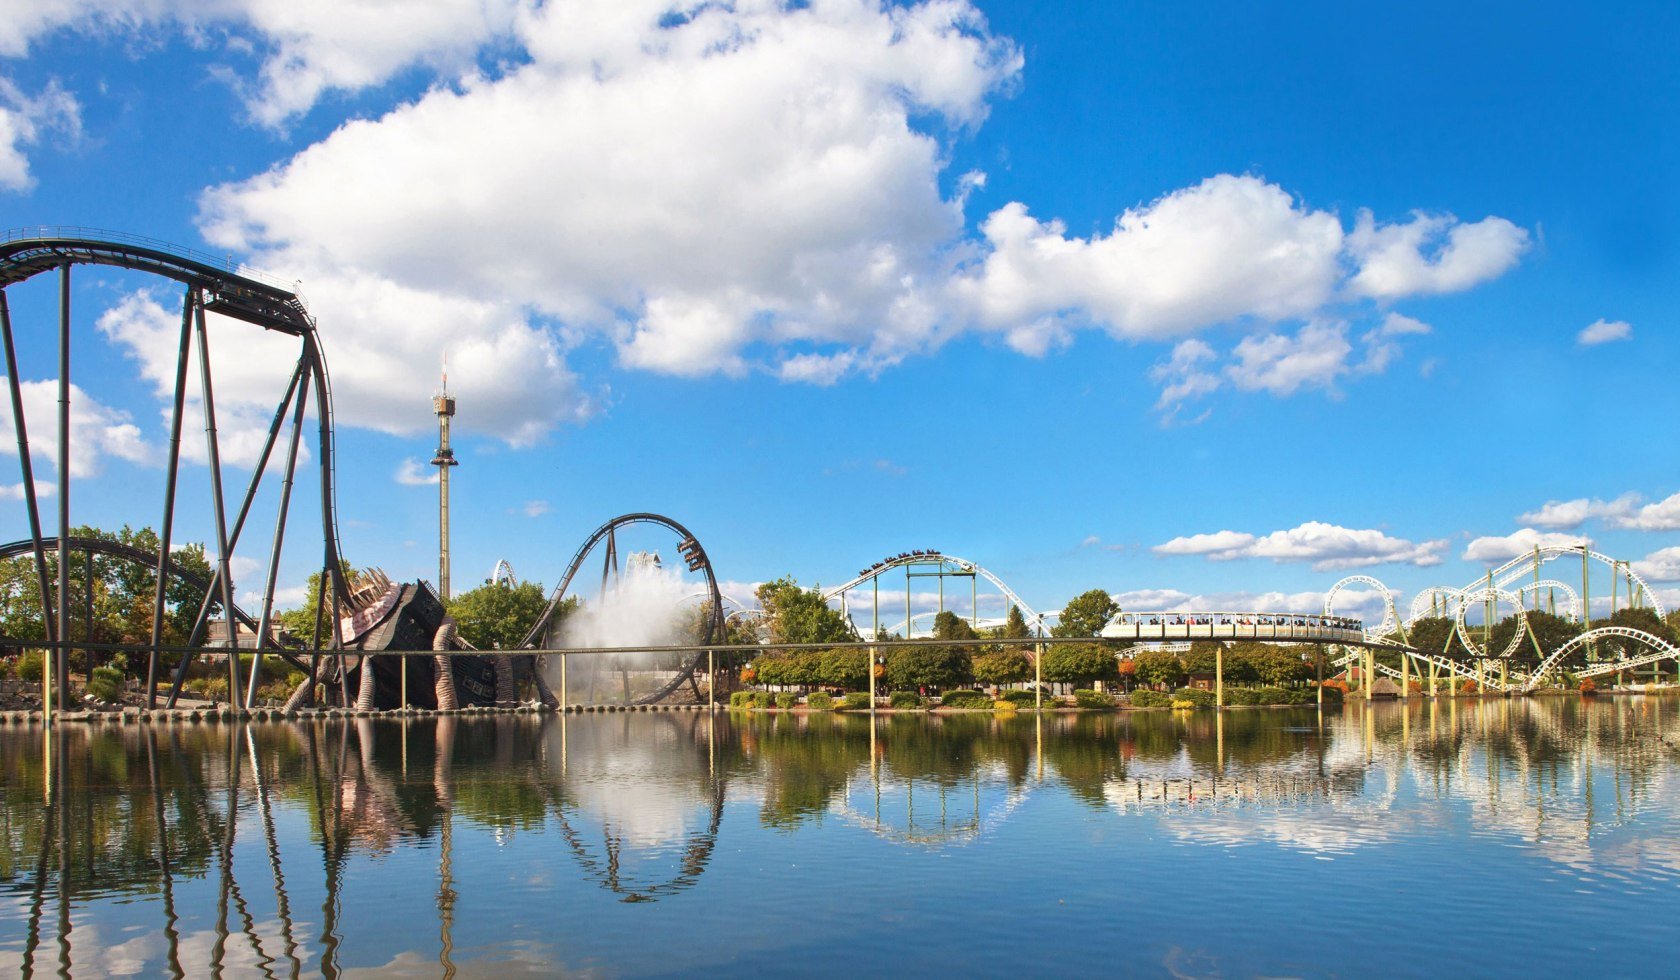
[552,721,713,847]
[830,763,1032,849]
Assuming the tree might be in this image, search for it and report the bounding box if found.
[1254,647,1311,686]
[447,580,551,650]
[755,577,853,645]
[275,560,358,641]
[1041,644,1118,687]
[931,609,979,642]
[1181,641,1221,674]
[1053,588,1118,638]
[884,646,971,690]
[0,524,214,671]
[1000,605,1032,639]
[972,650,1032,685]
[1132,649,1185,690]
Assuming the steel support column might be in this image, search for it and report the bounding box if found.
[0,289,57,720]
[194,300,243,707]
[146,289,195,706]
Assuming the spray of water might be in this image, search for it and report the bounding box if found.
[547,555,707,703]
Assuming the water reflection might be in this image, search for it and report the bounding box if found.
[0,699,1677,975]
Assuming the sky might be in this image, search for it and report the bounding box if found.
[0,0,1676,629]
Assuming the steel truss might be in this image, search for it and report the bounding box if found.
[0,231,348,715]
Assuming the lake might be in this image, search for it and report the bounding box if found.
[3,698,1678,976]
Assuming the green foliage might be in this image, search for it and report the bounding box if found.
[997,689,1045,707]
[1072,688,1113,709]
[931,610,979,641]
[1181,642,1220,674]
[840,691,871,711]
[1170,687,1215,708]
[446,580,552,650]
[274,559,358,642]
[12,650,44,681]
[1000,605,1032,639]
[729,690,757,709]
[940,689,991,709]
[1052,588,1119,638]
[755,577,853,645]
[186,675,230,703]
[806,692,834,710]
[1224,687,1260,706]
[1319,683,1345,704]
[86,663,125,703]
[1042,644,1118,686]
[888,690,924,710]
[0,524,215,657]
[971,649,1031,685]
[1128,689,1171,707]
[1407,616,1474,658]
[1132,649,1186,689]
[884,645,971,690]
[1254,687,1291,705]
[775,692,798,709]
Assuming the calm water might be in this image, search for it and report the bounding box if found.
[4,700,1680,977]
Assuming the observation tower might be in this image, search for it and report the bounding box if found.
[431,363,458,599]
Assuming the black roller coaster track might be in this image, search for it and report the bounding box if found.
[520,512,725,705]
[0,230,349,712]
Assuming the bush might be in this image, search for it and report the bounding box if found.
[840,691,872,711]
[187,676,230,703]
[1072,689,1114,710]
[1319,683,1345,704]
[774,692,798,709]
[1255,687,1290,706]
[729,690,757,709]
[86,664,125,703]
[998,688,1048,707]
[889,691,924,710]
[806,692,835,710]
[940,690,991,709]
[1224,687,1260,706]
[1128,689,1171,708]
[13,650,44,681]
[1170,687,1215,709]
[1578,677,1597,695]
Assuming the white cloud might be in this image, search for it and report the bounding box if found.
[1611,491,1680,532]
[1632,547,1680,584]
[1514,490,1680,533]
[954,176,1345,339]
[1153,521,1446,572]
[394,458,437,486]
[1517,493,1640,530]
[1345,208,1529,299]
[1151,317,1431,416]
[0,0,527,127]
[0,380,151,477]
[1577,319,1631,346]
[0,76,79,191]
[0,480,54,500]
[24,2,1523,438]
[520,499,548,518]
[1357,312,1431,374]
[1226,321,1352,397]
[1461,528,1591,564]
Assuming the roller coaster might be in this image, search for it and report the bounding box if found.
[3,231,1676,714]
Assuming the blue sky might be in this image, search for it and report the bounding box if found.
[1,0,1676,626]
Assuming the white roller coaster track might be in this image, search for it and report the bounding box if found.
[1323,575,1399,637]
[1523,626,1680,692]
[1516,580,1581,622]
[821,553,1045,638]
[1453,587,1529,661]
